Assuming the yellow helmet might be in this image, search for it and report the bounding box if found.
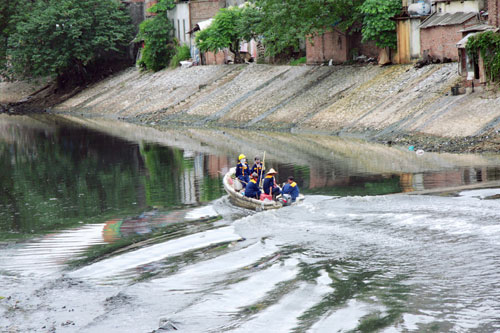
[238,154,246,161]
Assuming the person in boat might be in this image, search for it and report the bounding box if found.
[235,154,250,188]
[251,156,265,185]
[244,172,261,199]
[282,176,299,202]
[263,168,281,200]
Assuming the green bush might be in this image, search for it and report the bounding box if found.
[466,31,500,82]
[136,0,176,71]
[169,44,191,68]
[290,57,306,66]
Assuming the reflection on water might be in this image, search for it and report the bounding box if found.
[2,114,500,239]
[0,116,228,239]
[2,115,500,332]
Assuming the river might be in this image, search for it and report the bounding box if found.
[1,114,500,332]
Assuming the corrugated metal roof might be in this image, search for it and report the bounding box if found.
[456,32,478,48]
[419,12,477,28]
[460,24,495,32]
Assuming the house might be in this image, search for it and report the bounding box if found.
[456,0,500,88]
[419,0,485,61]
[128,0,242,48]
[189,2,256,65]
[121,0,146,32]
[305,28,380,65]
[168,1,191,46]
[393,0,431,64]
[188,0,226,31]
[490,0,500,26]
[456,25,492,87]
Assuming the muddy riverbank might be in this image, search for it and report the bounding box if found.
[2,63,500,153]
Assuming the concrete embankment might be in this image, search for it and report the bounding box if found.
[4,63,500,144]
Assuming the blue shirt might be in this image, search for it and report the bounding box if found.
[251,164,265,183]
[263,175,276,195]
[244,179,261,199]
[236,162,250,178]
[282,182,299,201]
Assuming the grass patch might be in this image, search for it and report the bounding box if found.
[290,57,306,66]
[169,44,191,68]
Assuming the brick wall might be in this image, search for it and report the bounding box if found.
[204,50,227,65]
[349,32,381,59]
[306,30,381,65]
[189,0,225,30]
[420,23,473,61]
[306,30,349,64]
[489,0,500,26]
[145,0,158,17]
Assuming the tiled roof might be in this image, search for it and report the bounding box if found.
[419,12,477,28]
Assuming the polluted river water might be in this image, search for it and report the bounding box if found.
[1,114,500,332]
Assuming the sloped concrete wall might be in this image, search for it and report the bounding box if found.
[54,63,500,138]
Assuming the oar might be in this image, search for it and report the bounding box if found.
[259,151,266,188]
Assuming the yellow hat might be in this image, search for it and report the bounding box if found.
[239,154,246,161]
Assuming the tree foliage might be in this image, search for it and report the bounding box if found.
[0,0,24,75]
[248,0,365,56]
[136,0,176,71]
[466,31,500,82]
[195,6,244,62]
[7,0,134,83]
[169,44,191,68]
[194,0,366,59]
[360,0,401,49]
[194,0,401,60]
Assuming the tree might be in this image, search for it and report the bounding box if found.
[136,0,176,71]
[249,0,365,57]
[360,0,401,49]
[195,6,244,63]
[0,0,24,75]
[7,0,133,84]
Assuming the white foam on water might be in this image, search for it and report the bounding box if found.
[171,258,300,331]
[0,224,106,276]
[85,239,284,332]
[397,313,436,331]
[3,190,500,332]
[232,270,333,333]
[458,188,500,199]
[147,238,280,291]
[70,226,241,279]
[309,299,385,333]
[185,205,219,221]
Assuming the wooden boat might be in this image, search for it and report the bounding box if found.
[223,167,304,211]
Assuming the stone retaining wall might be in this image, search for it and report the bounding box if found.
[53,63,500,138]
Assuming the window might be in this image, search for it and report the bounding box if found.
[177,19,180,40]
[183,19,186,41]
